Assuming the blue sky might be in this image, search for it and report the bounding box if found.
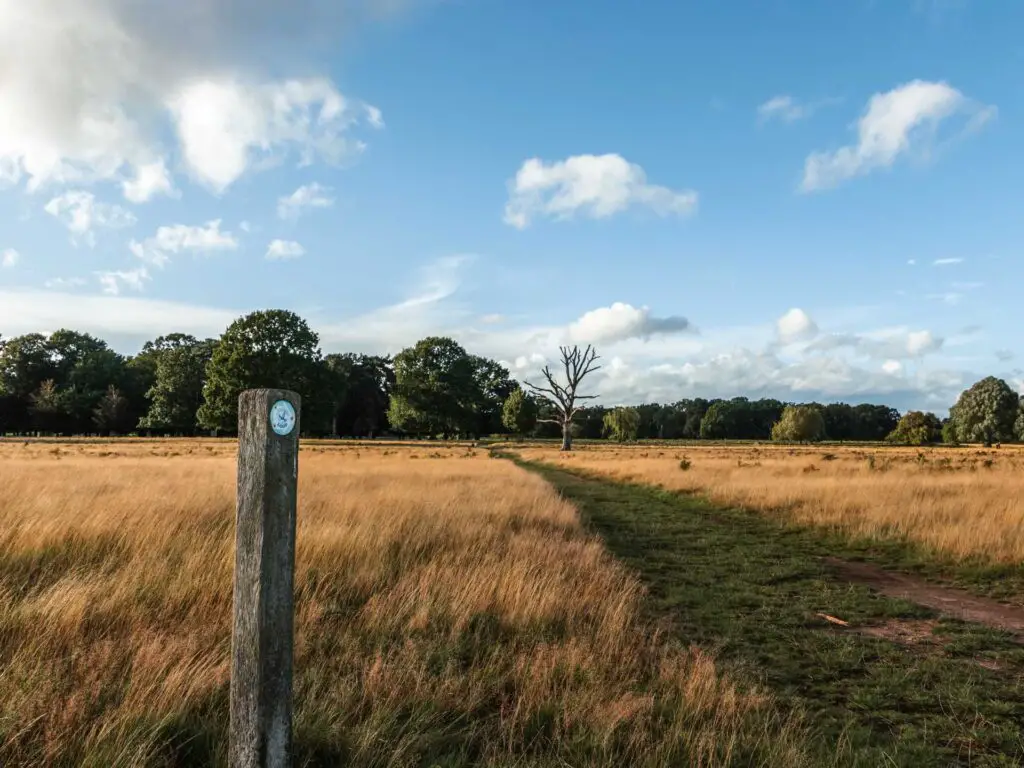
[1,0,1022,412]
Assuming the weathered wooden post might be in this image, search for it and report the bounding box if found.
[230,389,301,768]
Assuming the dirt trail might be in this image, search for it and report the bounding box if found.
[824,557,1024,638]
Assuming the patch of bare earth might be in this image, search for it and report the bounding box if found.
[823,557,1024,640]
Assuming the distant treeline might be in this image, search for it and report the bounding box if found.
[0,309,1018,445]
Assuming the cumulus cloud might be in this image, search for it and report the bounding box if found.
[129,220,239,268]
[1,248,19,267]
[266,239,305,260]
[504,154,697,228]
[567,302,692,345]
[801,80,996,191]
[0,0,385,200]
[776,308,818,343]
[44,190,136,246]
[277,182,334,220]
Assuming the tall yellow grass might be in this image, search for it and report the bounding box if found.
[516,443,1024,566]
[0,440,807,766]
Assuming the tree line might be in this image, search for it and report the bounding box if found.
[0,309,1019,446]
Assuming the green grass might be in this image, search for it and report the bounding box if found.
[516,458,1024,767]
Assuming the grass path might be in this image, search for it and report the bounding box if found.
[517,458,1024,767]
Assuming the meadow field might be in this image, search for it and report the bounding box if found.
[0,440,807,767]
[514,442,1024,566]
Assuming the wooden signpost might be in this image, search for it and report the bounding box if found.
[230,389,301,768]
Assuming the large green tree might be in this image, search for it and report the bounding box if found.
[323,353,393,437]
[948,376,1018,445]
[469,355,517,436]
[501,387,538,438]
[388,337,480,438]
[0,330,127,434]
[886,411,942,445]
[603,406,641,442]
[0,334,53,432]
[140,338,217,434]
[197,310,325,433]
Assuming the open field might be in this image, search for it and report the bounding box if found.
[514,443,1024,568]
[0,440,806,767]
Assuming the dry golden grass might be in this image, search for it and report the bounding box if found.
[0,440,807,767]
[515,443,1024,565]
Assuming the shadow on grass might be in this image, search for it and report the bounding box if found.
[514,457,1024,767]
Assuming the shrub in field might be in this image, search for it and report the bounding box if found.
[770,405,825,443]
[886,410,942,445]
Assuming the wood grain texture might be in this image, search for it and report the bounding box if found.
[230,389,301,768]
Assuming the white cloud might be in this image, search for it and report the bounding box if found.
[757,95,838,124]
[1,248,19,267]
[365,104,385,129]
[504,154,697,228]
[169,78,381,192]
[567,302,692,345]
[0,0,384,200]
[801,80,996,191]
[776,308,818,343]
[907,259,917,265]
[266,239,305,260]
[882,360,903,375]
[906,329,941,356]
[480,314,504,325]
[277,182,335,220]
[122,160,176,203]
[933,257,963,265]
[44,190,136,246]
[129,220,239,268]
[96,266,149,295]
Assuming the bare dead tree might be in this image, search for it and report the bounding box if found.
[525,345,601,451]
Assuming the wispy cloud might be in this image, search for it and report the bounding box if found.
[265,239,305,260]
[932,257,963,266]
[44,191,136,247]
[277,183,335,220]
[130,220,239,269]
[96,267,150,295]
[801,80,996,192]
[757,95,840,124]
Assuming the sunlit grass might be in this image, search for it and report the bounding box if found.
[0,440,808,766]
[514,443,1024,565]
